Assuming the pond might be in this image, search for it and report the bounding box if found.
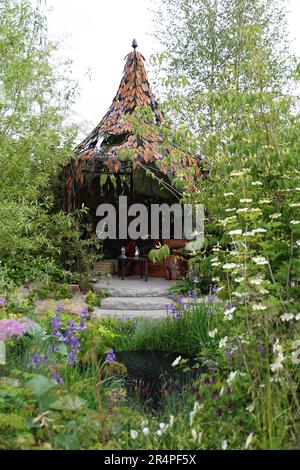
[116,350,200,409]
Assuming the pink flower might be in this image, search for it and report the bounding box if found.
[0,319,29,341]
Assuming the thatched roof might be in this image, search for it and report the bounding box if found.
[64,41,201,212]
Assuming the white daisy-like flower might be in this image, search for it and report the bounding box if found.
[253,256,268,265]
[252,303,267,311]
[291,340,300,350]
[270,213,281,219]
[130,430,138,440]
[245,433,254,449]
[243,231,255,236]
[259,288,269,294]
[291,349,300,365]
[273,339,283,355]
[189,402,203,426]
[212,247,221,252]
[142,427,150,436]
[221,440,228,450]
[141,420,148,428]
[280,313,294,322]
[219,336,228,348]
[296,241,300,247]
[295,187,300,191]
[222,263,237,270]
[249,277,263,285]
[227,371,238,385]
[211,261,221,267]
[224,192,235,197]
[235,277,244,283]
[191,429,198,443]
[289,203,300,208]
[252,181,263,186]
[233,292,245,298]
[224,307,236,316]
[252,228,267,233]
[250,208,262,213]
[237,207,249,213]
[296,313,300,320]
[290,220,300,225]
[208,328,218,338]
[159,423,166,431]
[225,208,236,212]
[224,313,233,321]
[212,277,220,282]
[228,229,243,235]
[217,286,225,293]
[172,356,182,367]
[221,216,237,225]
[270,353,285,372]
[240,198,253,203]
[246,403,254,413]
[260,199,271,204]
[156,430,162,437]
[230,171,245,177]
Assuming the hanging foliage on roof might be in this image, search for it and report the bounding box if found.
[64,40,202,212]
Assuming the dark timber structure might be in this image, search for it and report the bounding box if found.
[64,40,201,219]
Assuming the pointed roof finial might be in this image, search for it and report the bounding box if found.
[132,38,138,50]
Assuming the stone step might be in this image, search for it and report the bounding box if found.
[93,276,173,298]
[92,308,167,320]
[100,296,171,311]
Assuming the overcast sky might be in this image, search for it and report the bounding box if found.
[46,0,300,129]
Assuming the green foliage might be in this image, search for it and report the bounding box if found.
[153,0,295,134]
[0,0,83,288]
[101,301,219,355]
[85,290,106,307]
[148,244,170,263]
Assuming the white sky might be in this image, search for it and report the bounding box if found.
[46,0,300,129]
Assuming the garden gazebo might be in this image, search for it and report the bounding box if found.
[64,40,201,216]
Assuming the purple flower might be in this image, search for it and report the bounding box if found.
[0,319,28,341]
[207,293,217,303]
[56,305,62,312]
[0,297,7,307]
[186,290,191,297]
[194,277,199,284]
[192,289,198,300]
[257,344,266,354]
[30,352,49,369]
[105,348,116,363]
[68,352,77,366]
[51,373,64,385]
[216,408,223,417]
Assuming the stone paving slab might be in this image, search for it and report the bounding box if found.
[100,296,171,310]
[92,308,168,320]
[93,276,174,297]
